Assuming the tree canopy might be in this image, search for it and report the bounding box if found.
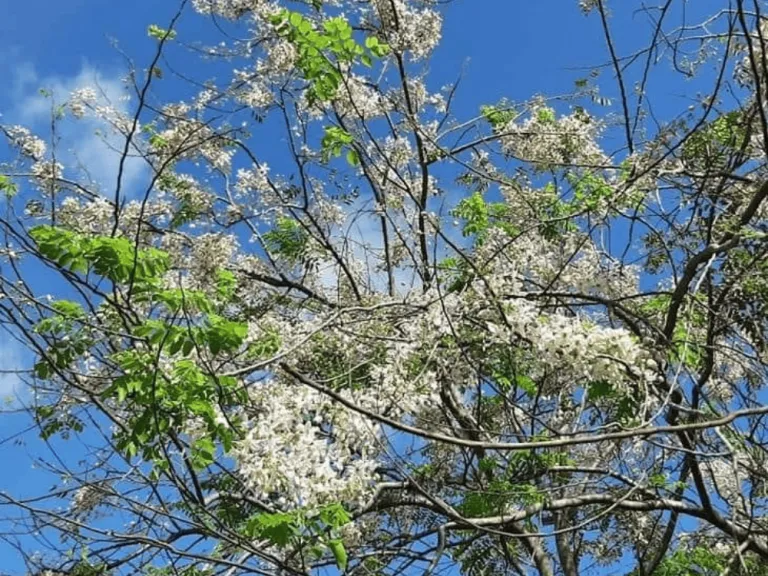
[3,0,768,574]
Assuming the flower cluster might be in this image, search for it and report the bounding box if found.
[233,380,381,508]
[374,0,443,60]
[3,125,47,160]
[500,104,608,170]
[334,74,390,119]
[70,484,108,519]
[151,104,235,173]
[192,0,266,19]
[68,87,98,119]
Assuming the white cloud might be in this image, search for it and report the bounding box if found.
[8,62,147,197]
[0,336,28,400]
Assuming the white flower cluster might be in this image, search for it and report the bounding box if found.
[388,78,444,114]
[234,163,287,215]
[58,197,114,234]
[554,242,640,299]
[4,125,47,160]
[375,0,443,60]
[30,160,64,189]
[231,309,446,509]
[257,38,297,75]
[477,223,640,299]
[707,458,746,508]
[192,0,266,19]
[189,233,239,287]
[370,136,413,170]
[92,103,135,135]
[334,74,390,119]
[158,173,214,214]
[467,232,657,395]
[312,196,348,227]
[58,196,177,240]
[70,484,107,518]
[508,303,657,395]
[229,260,657,511]
[578,0,599,14]
[235,163,271,196]
[68,87,98,119]
[501,104,609,170]
[152,104,234,173]
[233,69,274,109]
[233,381,381,508]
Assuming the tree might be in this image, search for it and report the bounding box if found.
[3,0,768,574]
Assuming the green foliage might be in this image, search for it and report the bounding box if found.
[639,294,705,369]
[536,107,556,124]
[451,192,518,243]
[480,104,516,129]
[321,126,356,164]
[458,478,547,518]
[170,201,201,228]
[104,347,243,466]
[29,241,248,460]
[328,538,348,571]
[205,314,248,355]
[215,269,238,301]
[146,566,212,576]
[567,171,614,211]
[670,323,704,369]
[506,446,574,477]
[97,300,246,463]
[682,111,746,165]
[537,184,578,240]
[245,504,350,570]
[437,256,479,293]
[586,379,640,421]
[271,10,388,103]
[141,287,215,315]
[33,298,91,381]
[29,226,170,285]
[35,405,85,440]
[0,174,18,197]
[143,122,169,150]
[457,447,572,519]
[64,562,109,576]
[247,511,297,546]
[485,347,538,396]
[147,24,177,41]
[264,216,309,263]
[648,547,727,576]
[246,327,281,360]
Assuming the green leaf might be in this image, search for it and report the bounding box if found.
[215,269,237,301]
[329,539,348,572]
[346,148,359,166]
[247,512,297,547]
[51,300,85,319]
[263,217,308,263]
[148,24,177,41]
[192,436,216,469]
[34,361,52,379]
[0,175,18,197]
[480,104,516,129]
[319,503,351,527]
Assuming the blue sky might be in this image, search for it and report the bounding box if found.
[0,0,730,573]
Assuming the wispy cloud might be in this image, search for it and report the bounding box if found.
[7,62,147,196]
[0,336,28,400]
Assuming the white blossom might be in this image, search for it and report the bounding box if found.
[4,125,46,160]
